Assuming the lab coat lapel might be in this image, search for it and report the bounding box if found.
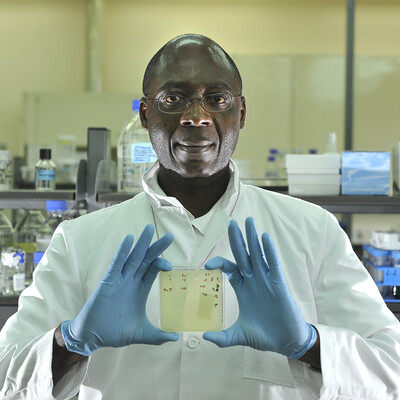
[192,210,230,266]
[151,207,198,267]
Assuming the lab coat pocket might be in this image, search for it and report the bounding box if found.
[243,348,295,387]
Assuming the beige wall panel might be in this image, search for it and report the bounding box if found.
[22,92,140,149]
[354,56,400,151]
[0,0,86,156]
[356,0,400,55]
[102,0,346,95]
[293,56,345,154]
[231,56,292,179]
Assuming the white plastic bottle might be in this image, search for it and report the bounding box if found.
[117,100,157,192]
[326,132,338,154]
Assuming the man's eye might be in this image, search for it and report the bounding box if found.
[164,95,183,104]
[214,95,226,104]
[209,94,228,104]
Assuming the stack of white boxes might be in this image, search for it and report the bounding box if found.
[285,154,341,196]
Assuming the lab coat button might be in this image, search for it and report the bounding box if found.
[187,337,199,349]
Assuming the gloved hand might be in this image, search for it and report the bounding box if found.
[203,217,317,360]
[61,224,179,356]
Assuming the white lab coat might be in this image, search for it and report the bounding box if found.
[1,161,400,400]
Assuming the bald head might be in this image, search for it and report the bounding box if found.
[142,34,242,96]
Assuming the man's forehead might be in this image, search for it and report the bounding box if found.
[150,39,238,92]
[160,38,231,69]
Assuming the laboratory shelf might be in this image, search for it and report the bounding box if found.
[0,190,75,210]
[0,296,19,306]
[98,191,400,214]
[295,195,400,214]
[97,191,139,204]
[386,302,400,313]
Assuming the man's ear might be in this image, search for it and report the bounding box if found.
[139,97,148,130]
[240,96,246,130]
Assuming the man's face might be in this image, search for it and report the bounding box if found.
[140,40,246,179]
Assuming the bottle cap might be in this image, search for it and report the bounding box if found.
[40,149,52,160]
[33,251,45,264]
[269,148,278,154]
[46,200,68,212]
[132,100,140,111]
[268,156,276,161]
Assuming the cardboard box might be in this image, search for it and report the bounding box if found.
[341,151,390,196]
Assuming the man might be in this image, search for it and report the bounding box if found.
[1,34,400,400]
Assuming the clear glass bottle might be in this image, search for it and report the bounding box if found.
[36,200,68,252]
[117,100,157,192]
[35,148,56,191]
[14,209,45,287]
[0,247,26,296]
[0,210,13,250]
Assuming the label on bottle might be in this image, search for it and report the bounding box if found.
[131,143,157,163]
[37,170,56,181]
[13,273,25,292]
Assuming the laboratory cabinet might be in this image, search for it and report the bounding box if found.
[0,190,400,330]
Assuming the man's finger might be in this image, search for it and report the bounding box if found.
[102,235,134,283]
[245,217,266,278]
[142,258,173,289]
[261,232,285,283]
[203,326,240,348]
[123,225,155,276]
[205,257,242,288]
[228,220,252,276]
[136,232,174,278]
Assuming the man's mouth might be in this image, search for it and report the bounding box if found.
[176,141,214,154]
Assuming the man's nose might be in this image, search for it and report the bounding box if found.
[180,100,213,127]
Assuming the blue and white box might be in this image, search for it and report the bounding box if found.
[341,151,390,195]
[392,143,400,195]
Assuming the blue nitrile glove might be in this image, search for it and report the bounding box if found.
[61,224,179,356]
[203,217,317,360]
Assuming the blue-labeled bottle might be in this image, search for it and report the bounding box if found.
[35,148,56,191]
